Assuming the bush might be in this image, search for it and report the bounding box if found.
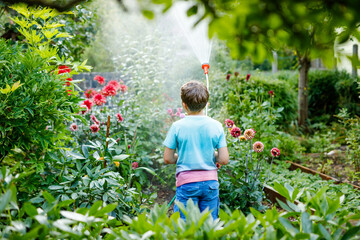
[224,73,297,130]
[308,70,360,124]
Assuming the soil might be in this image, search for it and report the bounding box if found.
[299,150,359,187]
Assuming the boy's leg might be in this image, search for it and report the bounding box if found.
[198,180,219,220]
[174,182,201,219]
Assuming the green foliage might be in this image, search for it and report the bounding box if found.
[0,167,121,239]
[2,165,360,239]
[336,108,360,173]
[224,73,297,130]
[308,70,360,125]
[268,161,360,214]
[0,39,78,163]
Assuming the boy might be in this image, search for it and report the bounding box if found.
[163,80,229,219]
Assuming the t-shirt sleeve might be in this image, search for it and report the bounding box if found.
[163,124,177,149]
[217,127,227,149]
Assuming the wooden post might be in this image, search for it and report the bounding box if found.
[352,44,358,77]
[272,51,278,73]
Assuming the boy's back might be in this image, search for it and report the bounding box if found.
[164,115,225,174]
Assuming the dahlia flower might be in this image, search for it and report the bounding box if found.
[114,161,120,167]
[225,119,234,128]
[79,104,89,115]
[271,148,280,157]
[70,123,78,132]
[239,136,246,141]
[102,84,117,97]
[94,75,105,85]
[268,90,274,96]
[253,141,264,152]
[83,99,93,110]
[116,113,123,122]
[180,113,185,118]
[244,129,256,140]
[119,84,128,92]
[167,108,173,115]
[93,94,106,106]
[230,127,241,138]
[246,73,251,81]
[85,89,97,98]
[132,162,138,169]
[90,124,100,133]
[108,80,121,90]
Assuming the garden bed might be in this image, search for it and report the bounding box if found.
[287,160,360,191]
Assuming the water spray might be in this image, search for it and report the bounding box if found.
[202,63,210,116]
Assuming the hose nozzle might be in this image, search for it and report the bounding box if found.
[202,63,210,75]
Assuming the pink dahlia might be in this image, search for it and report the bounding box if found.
[230,127,241,138]
[79,104,89,115]
[119,84,128,92]
[85,89,97,98]
[246,73,251,81]
[253,141,264,153]
[132,162,138,169]
[167,108,173,115]
[70,123,78,132]
[244,129,256,140]
[271,147,280,157]
[94,75,105,85]
[90,124,100,133]
[93,94,106,106]
[102,84,117,97]
[83,99,93,110]
[224,119,234,128]
[108,80,121,90]
[180,113,185,118]
[176,111,181,117]
[116,113,123,122]
[90,114,100,125]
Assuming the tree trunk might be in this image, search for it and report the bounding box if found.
[298,56,311,127]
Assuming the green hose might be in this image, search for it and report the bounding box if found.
[167,195,176,208]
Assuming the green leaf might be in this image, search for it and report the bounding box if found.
[113,154,129,161]
[340,226,360,240]
[42,191,55,203]
[81,145,89,158]
[142,10,154,19]
[67,151,85,160]
[60,210,88,222]
[301,212,313,233]
[0,189,12,213]
[23,202,38,217]
[187,5,198,17]
[279,217,299,237]
[95,203,117,217]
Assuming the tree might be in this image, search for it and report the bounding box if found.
[143,0,360,127]
[3,0,360,127]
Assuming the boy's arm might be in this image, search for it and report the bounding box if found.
[164,147,178,164]
[215,147,229,165]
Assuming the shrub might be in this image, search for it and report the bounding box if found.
[308,70,360,124]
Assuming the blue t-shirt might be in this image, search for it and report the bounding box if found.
[163,115,227,174]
